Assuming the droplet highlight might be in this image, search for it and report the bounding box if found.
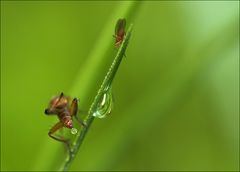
[93,86,113,118]
[71,128,78,135]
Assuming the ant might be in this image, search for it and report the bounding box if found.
[44,92,85,149]
[113,18,126,47]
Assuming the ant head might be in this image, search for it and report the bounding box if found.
[45,92,68,115]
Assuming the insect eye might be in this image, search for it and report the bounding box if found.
[55,104,64,109]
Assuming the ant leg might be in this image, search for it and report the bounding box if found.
[70,98,78,117]
[54,92,64,105]
[70,98,86,127]
[75,115,86,127]
[48,122,70,150]
[115,41,120,47]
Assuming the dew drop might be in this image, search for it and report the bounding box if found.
[71,128,78,135]
[93,86,113,118]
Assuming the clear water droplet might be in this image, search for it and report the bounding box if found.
[93,86,113,118]
[71,128,78,135]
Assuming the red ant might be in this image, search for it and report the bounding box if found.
[113,18,126,47]
[44,92,85,148]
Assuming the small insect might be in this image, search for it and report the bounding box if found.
[114,18,126,47]
[44,92,85,148]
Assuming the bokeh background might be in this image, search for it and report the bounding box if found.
[1,1,239,171]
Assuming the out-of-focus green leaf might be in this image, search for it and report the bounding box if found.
[1,1,238,171]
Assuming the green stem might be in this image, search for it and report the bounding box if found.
[61,24,133,171]
[61,115,94,171]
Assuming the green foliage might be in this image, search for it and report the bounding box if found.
[1,1,239,171]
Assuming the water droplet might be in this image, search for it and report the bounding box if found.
[93,86,113,118]
[71,128,78,135]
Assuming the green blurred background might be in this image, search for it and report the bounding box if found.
[1,1,239,171]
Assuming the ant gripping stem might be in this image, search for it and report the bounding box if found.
[44,93,85,151]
